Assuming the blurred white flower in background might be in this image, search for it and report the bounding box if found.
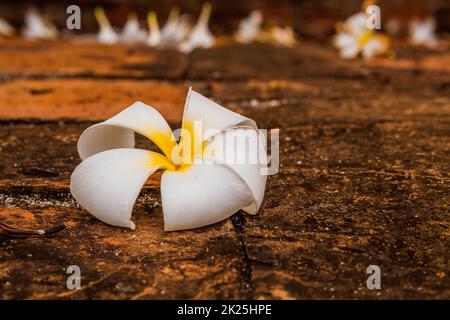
[120,12,147,44]
[146,11,161,47]
[235,10,297,47]
[409,17,439,48]
[179,3,215,53]
[235,10,263,43]
[94,7,119,44]
[333,11,390,59]
[264,26,297,47]
[160,7,192,46]
[22,8,58,40]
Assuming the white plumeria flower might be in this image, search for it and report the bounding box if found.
[256,26,297,47]
[160,7,185,44]
[235,10,263,43]
[22,8,58,40]
[120,12,147,44]
[361,34,390,59]
[170,14,192,44]
[333,12,390,59]
[172,14,192,42]
[343,12,368,37]
[0,17,15,37]
[146,10,192,49]
[179,3,215,53]
[160,7,180,40]
[70,88,267,231]
[234,11,296,48]
[409,17,439,48]
[160,7,192,47]
[146,11,161,47]
[94,7,119,45]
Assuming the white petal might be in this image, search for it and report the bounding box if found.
[146,11,161,47]
[78,101,177,160]
[71,148,169,229]
[362,36,389,59]
[22,8,57,40]
[179,3,215,53]
[161,163,254,231]
[204,128,267,214]
[178,3,215,53]
[345,12,368,36]
[179,26,215,53]
[409,18,439,48]
[120,15,147,44]
[340,41,360,59]
[160,7,179,39]
[235,10,263,43]
[94,7,119,44]
[334,32,355,49]
[182,88,257,140]
[171,14,191,43]
[98,27,119,44]
[270,26,296,47]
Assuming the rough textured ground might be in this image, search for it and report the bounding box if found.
[0,39,448,299]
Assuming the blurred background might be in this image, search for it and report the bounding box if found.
[0,0,449,39]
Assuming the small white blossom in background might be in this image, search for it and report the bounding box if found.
[160,7,192,47]
[333,11,391,59]
[146,11,161,47]
[0,16,15,37]
[160,7,181,42]
[409,17,439,49]
[260,26,297,47]
[120,12,147,45]
[146,8,193,49]
[179,3,215,53]
[22,8,58,40]
[235,10,263,43]
[235,10,297,47]
[94,7,119,44]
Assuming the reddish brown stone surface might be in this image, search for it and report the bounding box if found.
[0,39,449,299]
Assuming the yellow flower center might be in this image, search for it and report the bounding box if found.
[358,29,374,48]
[148,120,206,172]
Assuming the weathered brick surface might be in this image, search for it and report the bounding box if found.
[0,39,448,299]
[0,79,191,121]
[0,40,187,80]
